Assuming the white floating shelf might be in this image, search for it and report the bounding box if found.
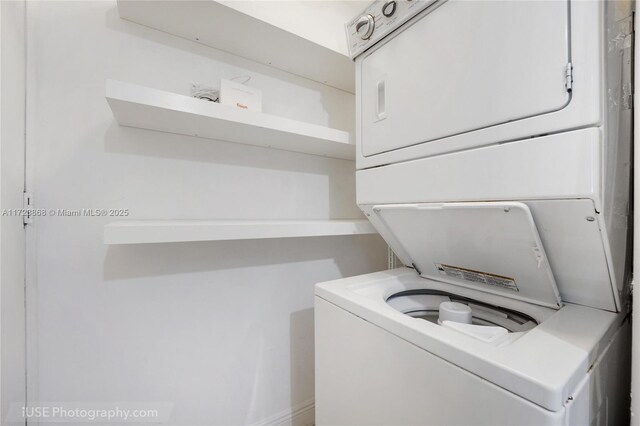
[104,220,377,245]
[106,80,355,160]
[116,0,355,93]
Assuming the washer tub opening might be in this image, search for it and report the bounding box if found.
[386,290,538,332]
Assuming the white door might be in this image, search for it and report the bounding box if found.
[0,0,27,422]
[360,0,571,157]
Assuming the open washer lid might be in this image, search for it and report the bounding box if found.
[371,202,562,309]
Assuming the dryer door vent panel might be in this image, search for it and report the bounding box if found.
[360,0,571,157]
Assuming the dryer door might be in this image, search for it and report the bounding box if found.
[370,202,562,309]
[360,0,571,157]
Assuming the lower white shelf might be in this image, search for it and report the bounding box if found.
[104,220,377,245]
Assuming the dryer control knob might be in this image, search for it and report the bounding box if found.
[382,1,397,17]
[356,14,375,40]
[438,302,472,325]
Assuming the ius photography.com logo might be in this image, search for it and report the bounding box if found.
[7,402,172,424]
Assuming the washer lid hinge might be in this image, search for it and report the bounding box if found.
[565,62,573,92]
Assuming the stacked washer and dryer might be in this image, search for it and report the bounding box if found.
[315,0,634,424]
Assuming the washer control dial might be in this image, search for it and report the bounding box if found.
[356,14,375,40]
[382,1,397,17]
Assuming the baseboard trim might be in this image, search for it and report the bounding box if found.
[252,399,315,426]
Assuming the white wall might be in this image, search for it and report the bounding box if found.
[1,1,27,424]
[26,1,386,425]
[631,6,640,424]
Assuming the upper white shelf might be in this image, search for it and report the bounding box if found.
[104,220,377,245]
[116,0,356,93]
[106,80,355,160]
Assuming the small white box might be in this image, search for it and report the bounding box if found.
[219,79,262,112]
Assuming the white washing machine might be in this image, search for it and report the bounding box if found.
[316,267,630,425]
[315,0,634,424]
